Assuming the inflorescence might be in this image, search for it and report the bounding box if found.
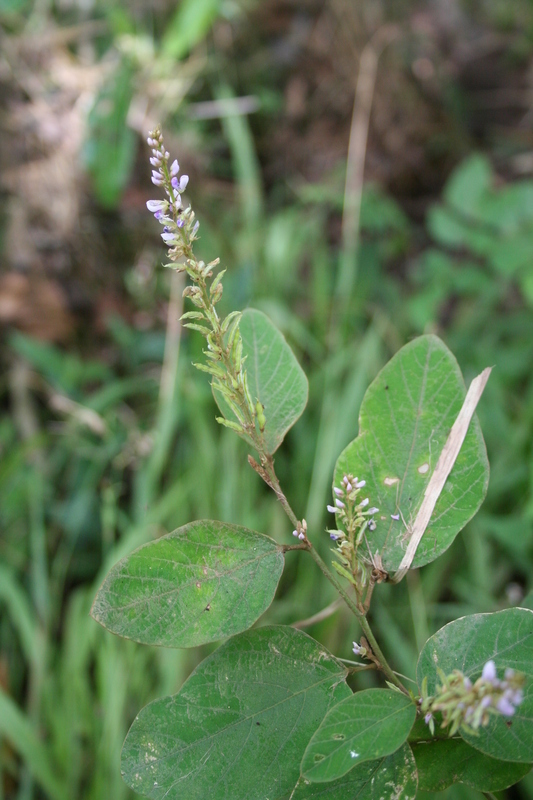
[326,473,380,594]
[146,126,260,441]
[420,659,525,736]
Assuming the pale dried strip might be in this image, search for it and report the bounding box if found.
[393,367,492,583]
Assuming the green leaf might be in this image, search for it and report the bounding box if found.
[334,334,489,572]
[417,607,533,762]
[0,689,68,800]
[293,743,417,799]
[121,626,351,800]
[215,308,308,454]
[412,737,531,792]
[443,154,493,218]
[91,520,283,648]
[300,688,416,783]
[162,0,222,60]
[83,61,136,209]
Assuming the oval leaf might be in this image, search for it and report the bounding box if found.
[412,738,531,792]
[215,308,308,454]
[121,626,351,800]
[417,608,533,762]
[334,334,488,572]
[301,688,416,783]
[293,743,417,800]
[91,520,283,648]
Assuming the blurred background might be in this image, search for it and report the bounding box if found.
[1,0,533,798]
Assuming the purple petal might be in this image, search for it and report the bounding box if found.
[482,660,497,683]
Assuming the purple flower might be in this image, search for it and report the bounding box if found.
[424,712,433,725]
[359,498,369,507]
[298,532,305,540]
[146,199,168,213]
[177,219,185,228]
[161,232,177,244]
[368,520,376,531]
[391,514,400,521]
[482,660,497,684]
[326,505,338,514]
[330,532,339,540]
[170,159,180,177]
[356,479,366,488]
[335,498,345,509]
[333,487,343,497]
[367,507,379,514]
[496,696,516,717]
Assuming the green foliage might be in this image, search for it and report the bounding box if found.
[84,60,137,209]
[293,744,418,800]
[300,689,416,782]
[91,520,284,647]
[412,738,531,792]
[334,335,489,571]
[121,627,351,800]
[215,308,309,454]
[417,608,533,761]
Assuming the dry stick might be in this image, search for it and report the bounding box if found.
[336,24,400,305]
[393,367,492,583]
[292,599,343,630]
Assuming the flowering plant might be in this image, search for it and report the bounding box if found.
[91,130,533,799]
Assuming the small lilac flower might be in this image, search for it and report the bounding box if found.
[391,513,400,521]
[335,498,345,509]
[147,137,155,146]
[177,219,185,228]
[333,487,343,497]
[161,232,177,244]
[330,532,339,540]
[298,532,305,540]
[192,221,200,235]
[345,483,352,492]
[352,642,362,655]
[170,159,180,177]
[151,173,164,186]
[356,479,366,488]
[480,695,492,709]
[177,175,189,192]
[171,176,179,189]
[327,505,338,514]
[292,530,298,537]
[463,677,472,690]
[154,210,164,220]
[367,507,379,515]
[482,660,497,684]
[496,696,516,717]
[368,520,376,531]
[424,712,433,725]
[146,199,168,213]
[359,498,369,507]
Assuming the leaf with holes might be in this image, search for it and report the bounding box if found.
[417,608,533,763]
[412,737,531,792]
[215,308,308,454]
[121,626,351,800]
[333,334,488,572]
[300,688,416,783]
[293,743,417,799]
[91,520,283,648]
